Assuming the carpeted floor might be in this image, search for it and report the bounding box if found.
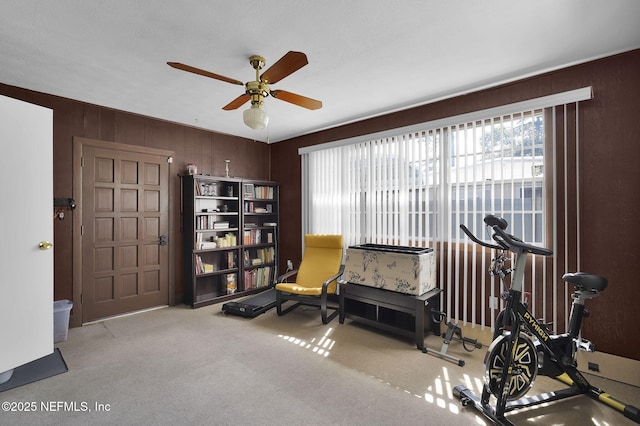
[1,303,638,425]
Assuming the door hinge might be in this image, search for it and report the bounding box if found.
[81,156,85,167]
[81,225,84,236]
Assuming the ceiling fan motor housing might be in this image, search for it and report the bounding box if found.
[245,80,269,105]
[168,51,321,113]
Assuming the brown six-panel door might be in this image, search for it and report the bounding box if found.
[82,145,169,322]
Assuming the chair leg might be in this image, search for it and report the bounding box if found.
[276,290,339,323]
[321,293,328,324]
[323,308,339,324]
[321,293,339,324]
[276,290,304,317]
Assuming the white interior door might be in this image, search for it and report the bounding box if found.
[0,95,53,373]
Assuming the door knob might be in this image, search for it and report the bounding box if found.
[39,241,53,250]
[159,235,168,246]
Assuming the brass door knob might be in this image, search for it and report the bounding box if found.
[39,241,53,250]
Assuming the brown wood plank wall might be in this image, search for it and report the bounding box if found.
[1,48,638,359]
[270,49,640,360]
[0,83,271,327]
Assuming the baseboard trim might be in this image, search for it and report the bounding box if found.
[450,322,640,387]
[82,305,169,326]
[576,350,640,387]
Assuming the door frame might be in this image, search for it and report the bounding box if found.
[72,137,175,326]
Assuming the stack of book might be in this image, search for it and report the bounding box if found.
[254,186,274,199]
[244,266,273,289]
[194,255,215,275]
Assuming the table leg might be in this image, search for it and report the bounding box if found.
[415,298,425,349]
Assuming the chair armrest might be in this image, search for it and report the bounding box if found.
[321,264,345,292]
[277,269,299,283]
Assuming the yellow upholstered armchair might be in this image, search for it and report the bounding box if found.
[275,234,345,324]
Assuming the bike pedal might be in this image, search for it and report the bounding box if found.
[576,338,595,352]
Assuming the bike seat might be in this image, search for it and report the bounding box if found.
[562,272,608,292]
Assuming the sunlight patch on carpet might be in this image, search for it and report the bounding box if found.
[277,327,336,357]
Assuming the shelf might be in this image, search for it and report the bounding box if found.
[196,267,239,277]
[182,174,279,308]
[244,261,276,268]
[339,284,442,349]
[242,242,273,247]
[195,196,237,200]
[194,246,241,253]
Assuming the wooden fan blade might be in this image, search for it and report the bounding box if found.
[167,62,244,86]
[260,51,308,84]
[222,94,251,110]
[270,90,322,110]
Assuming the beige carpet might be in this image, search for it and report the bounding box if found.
[1,303,638,425]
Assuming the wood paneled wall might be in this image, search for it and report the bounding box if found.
[2,48,638,359]
[0,83,271,326]
[270,49,640,360]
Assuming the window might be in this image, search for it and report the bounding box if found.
[304,110,545,247]
[300,88,592,331]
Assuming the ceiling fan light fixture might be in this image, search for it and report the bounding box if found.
[243,103,269,130]
[169,51,321,132]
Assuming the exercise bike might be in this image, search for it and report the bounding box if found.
[453,214,640,425]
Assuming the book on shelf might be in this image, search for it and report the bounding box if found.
[253,185,274,199]
[194,255,215,274]
[245,247,274,267]
[199,241,217,250]
[197,215,228,230]
[226,251,236,269]
[226,273,237,294]
[244,266,273,289]
[255,247,274,263]
[243,229,262,245]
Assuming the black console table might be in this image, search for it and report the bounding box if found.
[339,282,441,349]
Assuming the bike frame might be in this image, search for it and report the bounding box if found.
[483,250,593,418]
[454,216,640,426]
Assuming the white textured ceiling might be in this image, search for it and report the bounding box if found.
[1,1,639,143]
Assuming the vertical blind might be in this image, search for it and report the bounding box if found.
[300,88,592,332]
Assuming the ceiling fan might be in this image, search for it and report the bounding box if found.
[168,51,322,129]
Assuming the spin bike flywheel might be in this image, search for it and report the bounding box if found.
[484,333,538,400]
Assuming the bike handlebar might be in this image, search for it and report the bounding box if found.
[460,224,505,251]
[460,215,553,257]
